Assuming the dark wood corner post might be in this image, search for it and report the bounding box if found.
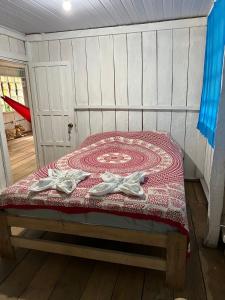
[0,212,15,259]
[166,232,187,289]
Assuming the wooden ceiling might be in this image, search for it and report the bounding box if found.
[0,0,213,34]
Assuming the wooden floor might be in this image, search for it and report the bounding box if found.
[7,133,37,183]
[1,182,225,300]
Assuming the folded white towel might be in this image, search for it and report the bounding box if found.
[89,171,146,198]
[29,169,90,194]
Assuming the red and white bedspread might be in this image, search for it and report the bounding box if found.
[0,131,189,236]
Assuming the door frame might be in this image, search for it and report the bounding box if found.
[25,63,40,168]
[0,58,39,186]
[0,107,12,188]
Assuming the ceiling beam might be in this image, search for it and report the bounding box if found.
[26,17,207,42]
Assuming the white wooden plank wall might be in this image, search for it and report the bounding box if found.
[28,20,208,179]
[204,142,214,188]
[0,34,26,60]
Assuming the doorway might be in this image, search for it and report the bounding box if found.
[0,60,37,183]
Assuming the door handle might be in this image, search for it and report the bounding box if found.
[68,123,74,142]
[68,123,73,134]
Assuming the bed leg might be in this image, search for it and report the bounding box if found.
[166,232,187,289]
[0,212,15,259]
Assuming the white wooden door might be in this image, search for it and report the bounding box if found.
[0,109,12,190]
[30,61,76,166]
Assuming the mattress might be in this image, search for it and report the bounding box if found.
[0,131,189,236]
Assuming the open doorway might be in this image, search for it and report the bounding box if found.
[0,60,37,183]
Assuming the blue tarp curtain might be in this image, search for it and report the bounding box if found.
[197,0,225,147]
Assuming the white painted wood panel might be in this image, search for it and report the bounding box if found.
[99,35,115,105]
[195,132,207,177]
[170,28,189,158]
[0,32,26,61]
[143,112,157,131]
[142,31,157,131]
[86,36,101,105]
[157,30,172,106]
[127,32,142,106]
[49,40,60,61]
[23,14,207,37]
[129,111,142,131]
[204,62,225,247]
[43,146,54,164]
[60,38,78,146]
[116,111,129,131]
[47,66,63,111]
[0,34,10,52]
[38,41,49,62]
[204,142,214,187]
[170,112,186,150]
[60,38,80,147]
[86,36,102,136]
[102,111,116,131]
[113,34,129,130]
[143,31,157,106]
[30,42,39,62]
[114,34,128,106]
[8,37,18,53]
[77,111,90,144]
[127,33,142,131]
[187,26,206,106]
[34,67,49,111]
[185,26,207,178]
[172,28,189,106]
[30,62,75,166]
[0,145,7,191]
[28,18,207,179]
[99,34,115,132]
[60,40,73,61]
[0,108,12,189]
[9,37,25,55]
[204,142,210,186]
[72,38,88,106]
[157,112,171,132]
[157,30,172,135]
[184,112,198,178]
[90,111,103,134]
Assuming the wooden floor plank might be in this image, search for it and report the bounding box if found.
[142,270,173,300]
[0,249,28,285]
[48,258,94,300]
[10,150,35,163]
[0,251,47,299]
[0,230,44,286]
[111,266,144,300]
[7,133,37,183]
[18,254,69,300]
[173,182,207,300]
[191,182,225,300]
[80,262,119,300]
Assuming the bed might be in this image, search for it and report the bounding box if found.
[0,131,188,288]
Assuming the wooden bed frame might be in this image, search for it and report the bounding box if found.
[0,211,187,289]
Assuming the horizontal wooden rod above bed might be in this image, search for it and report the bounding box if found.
[7,215,168,248]
[10,236,167,271]
[73,105,199,112]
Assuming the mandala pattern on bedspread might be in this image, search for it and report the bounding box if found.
[0,131,188,235]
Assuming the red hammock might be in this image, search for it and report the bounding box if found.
[1,96,31,123]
